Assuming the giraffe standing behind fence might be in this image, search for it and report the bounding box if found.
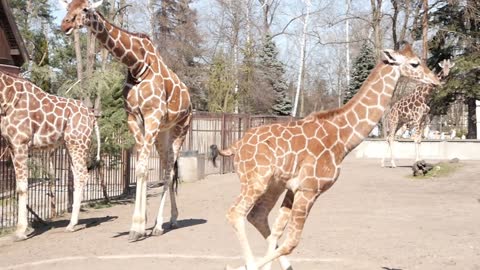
[0,70,100,241]
[212,44,440,270]
[60,0,192,241]
[381,59,455,167]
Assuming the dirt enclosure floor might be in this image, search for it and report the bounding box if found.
[1,156,480,270]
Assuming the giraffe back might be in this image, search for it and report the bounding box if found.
[0,72,95,149]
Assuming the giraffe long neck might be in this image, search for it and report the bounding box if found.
[0,72,20,113]
[86,11,153,75]
[412,68,444,101]
[336,62,400,153]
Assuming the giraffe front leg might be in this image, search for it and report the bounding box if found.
[129,112,160,242]
[413,120,425,162]
[246,185,292,270]
[254,190,319,270]
[262,191,294,270]
[12,145,30,241]
[66,145,88,232]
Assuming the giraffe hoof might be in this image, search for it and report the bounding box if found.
[151,227,164,236]
[128,231,145,242]
[65,224,76,232]
[13,234,28,242]
[169,222,178,230]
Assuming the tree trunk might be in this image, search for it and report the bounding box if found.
[370,0,383,58]
[399,0,411,43]
[421,0,428,62]
[391,0,399,49]
[292,0,310,117]
[73,29,83,81]
[148,0,156,40]
[467,98,477,139]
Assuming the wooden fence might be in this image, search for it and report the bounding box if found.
[0,112,293,230]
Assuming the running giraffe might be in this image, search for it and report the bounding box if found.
[60,0,192,241]
[212,44,440,270]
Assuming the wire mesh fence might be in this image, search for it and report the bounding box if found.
[0,112,293,230]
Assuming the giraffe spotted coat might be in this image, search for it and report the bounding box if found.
[0,70,100,240]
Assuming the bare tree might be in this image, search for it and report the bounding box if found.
[292,0,311,117]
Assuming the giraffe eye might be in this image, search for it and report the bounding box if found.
[410,62,420,68]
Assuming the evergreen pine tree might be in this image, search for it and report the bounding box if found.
[344,42,376,104]
[258,35,292,115]
[428,0,479,138]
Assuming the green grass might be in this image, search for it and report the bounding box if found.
[409,162,463,179]
[87,200,113,209]
[0,227,14,237]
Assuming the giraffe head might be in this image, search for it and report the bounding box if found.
[438,59,455,79]
[382,43,441,86]
[60,0,103,35]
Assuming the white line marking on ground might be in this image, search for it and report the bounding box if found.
[3,254,343,269]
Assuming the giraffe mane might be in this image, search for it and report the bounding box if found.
[95,11,152,40]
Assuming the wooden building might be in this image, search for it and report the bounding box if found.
[0,0,28,74]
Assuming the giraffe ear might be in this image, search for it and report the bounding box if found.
[382,49,402,65]
[89,0,103,9]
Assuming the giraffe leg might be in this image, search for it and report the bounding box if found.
[251,190,320,270]
[263,190,295,270]
[151,131,170,236]
[226,176,269,270]
[413,118,426,161]
[129,112,162,241]
[65,145,89,232]
[152,114,191,235]
[12,145,30,241]
[388,135,396,168]
[247,187,293,270]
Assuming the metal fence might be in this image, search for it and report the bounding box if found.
[0,112,293,230]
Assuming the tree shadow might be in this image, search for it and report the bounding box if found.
[112,218,207,241]
[28,215,118,239]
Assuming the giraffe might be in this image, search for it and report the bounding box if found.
[211,44,440,270]
[60,0,192,241]
[381,59,455,168]
[0,70,101,241]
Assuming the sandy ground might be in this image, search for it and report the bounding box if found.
[1,156,480,270]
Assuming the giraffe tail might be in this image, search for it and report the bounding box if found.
[94,120,101,162]
[209,144,235,168]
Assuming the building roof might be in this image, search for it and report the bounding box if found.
[0,0,29,68]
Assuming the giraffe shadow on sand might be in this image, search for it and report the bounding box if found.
[112,218,207,241]
[26,215,118,240]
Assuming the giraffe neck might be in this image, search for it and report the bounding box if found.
[86,11,152,75]
[336,62,400,153]
[410,68,444,102]
[0,72,20,113]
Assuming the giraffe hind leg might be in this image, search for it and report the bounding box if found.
[12,145,30,240]
[65,144,89,232]
[247,187,294,270]
[152,114,191,235]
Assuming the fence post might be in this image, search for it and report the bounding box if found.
[123,149,131,194]
[221,113,226,174]
[67,165,74,212]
